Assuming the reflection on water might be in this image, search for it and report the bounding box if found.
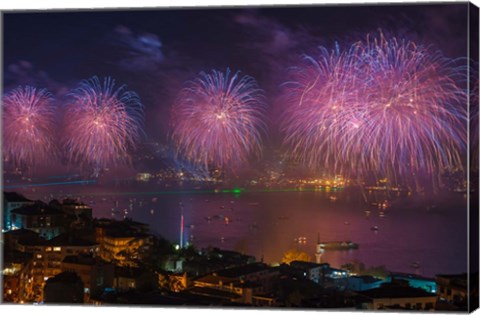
[20,185,467,277]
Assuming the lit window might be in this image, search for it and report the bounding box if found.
[53,247,61,252]
[45,247,52,252]
[36,254,42,259]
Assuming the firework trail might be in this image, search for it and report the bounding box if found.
[358,33,467,181]
[280,43,367,176]
[63,76,144,172]
[171,69,267,170]
[3,86,57,167]
[281,32,467,186]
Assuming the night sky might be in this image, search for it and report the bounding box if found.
[2,3,469,176]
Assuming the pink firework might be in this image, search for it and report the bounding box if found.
[171,69,267,170]
[281,43,367,175]
[281,32,467,186]
[63,76,144,170]
[2,86,57,167]
[358,33,467,180]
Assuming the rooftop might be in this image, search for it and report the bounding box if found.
[290,260,330,270]
[10,230,48,246]
[216,263,272,278]
[48,234,98,247]
[62,198,90,206]
[106,231,151,239]
[46,271,82,284]
[11,202,65,216]
[4,191,32,203]
[390,272,435,282]
[358,285,436,299]
[349,275,384,284]
[436,273,468,280]
[187,286,241,300]
[195,274,262,289]
[4,228,40,238]
[95,218,149,229]
[195,274,235,286]
[96,218,151,237]
[3,249,33,264]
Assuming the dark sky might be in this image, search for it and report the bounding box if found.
[2,3,469,145]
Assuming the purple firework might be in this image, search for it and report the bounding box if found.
[281,32,467,186]
[3,86,56,167]
[358,33,466,181]
[171,69,267,170]
[280,43,366,175]
[63,76,144,171]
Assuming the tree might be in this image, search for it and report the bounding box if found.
[282,249,311,264]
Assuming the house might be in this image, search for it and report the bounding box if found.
[192,273,262,304]
[215,262,280,293]
[6,232,98,302]
[10,201,67,240]
[3,192,34,230]
[191,263,280,305]
[436,273,472,308]
[59,198,93,221]
[94,218,153,267]
[61,254,114,302]
[113,266,156,292]
[2,249,33,303]
[289,261,329,284]
[355,280,437,310]
[289,260,348,288]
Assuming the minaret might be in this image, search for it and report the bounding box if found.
[315,232,324,264]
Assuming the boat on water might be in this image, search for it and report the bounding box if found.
[294,236,307,244]
[410,261,421,269]
[320,241,359,250]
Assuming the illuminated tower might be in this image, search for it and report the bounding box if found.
[315,232,324,264]
[179,202,184,249]
[180,213,184,249]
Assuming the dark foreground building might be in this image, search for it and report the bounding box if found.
[44,272,84,304]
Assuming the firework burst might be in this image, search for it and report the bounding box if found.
[358,33,467,180]
[63,76,144,171]
[171,69,267,170]
[3,86,57,167]
[280,43,366,175]
[281,32,467,186]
